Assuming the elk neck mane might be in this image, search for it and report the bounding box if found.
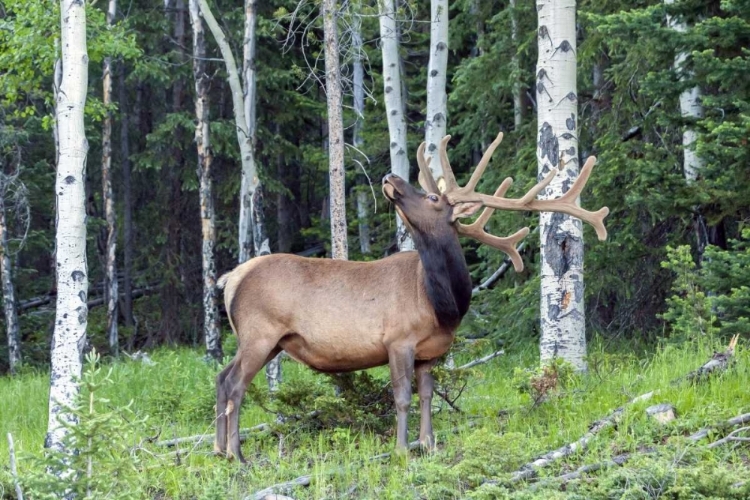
[412,228,472,328]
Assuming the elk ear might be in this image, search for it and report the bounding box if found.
[451,201,483,222]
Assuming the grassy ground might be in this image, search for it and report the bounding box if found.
[1,337,748,499]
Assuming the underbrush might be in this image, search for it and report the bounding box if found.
[1,337,748,499]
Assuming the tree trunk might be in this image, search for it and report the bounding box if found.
[665,0,707,255]
[47,0,89,455]
[0,189,21,375]
[536,0,586,371]
[118,64,134,328]
[424,0,449,179]
[189,0,221,361]
[197,0,259,265]
[322,0,348,260]
[102,0,118,356]
[510,0,523,130]
[378,0,413,251]
[351,7,371,255]
[243,0,270,260]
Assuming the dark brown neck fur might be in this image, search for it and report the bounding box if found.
[412,229,472,328]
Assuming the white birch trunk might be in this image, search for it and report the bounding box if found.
[0,190,21,374]
[536,0,586,371]
[102,0,118,356]
[378,0,413,251]
[323,0,349,260]
[197,0,257,266]
[665,0,704,184]
[47,0,89,453]
[190,0,221,361]
[510,0,523,130]
[118,65,135,329]
[424,0,448,180]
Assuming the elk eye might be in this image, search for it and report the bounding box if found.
[427,194,439,202]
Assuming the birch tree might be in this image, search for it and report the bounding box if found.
[666,0,707,254]
[424,0,448,180]
[0,176,21,375]
[536,0,586,371]
[242,0,270,260]
[101,0,118,356]
[47,0,89,454]
[189,0,221,361]
[510,0,523,130]
[196,0,260,265]
[352,5,371,255]
[118,65,135,329]
[378,0,412,251]
[323,0,348,260]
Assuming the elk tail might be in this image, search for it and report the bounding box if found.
[217,271,232,290]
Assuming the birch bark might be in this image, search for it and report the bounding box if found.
[536,0,586,371]
[424,0,448,180]
[665,0,707,253]
[190,0,222,361]
[102,0,118,356]
[323,0,349,260]
[0,188,21,374]
[378,0,413,250]
[243,0,270,260]
[510,0,523,130]
[196,0,258,266]
[47,0,89,453]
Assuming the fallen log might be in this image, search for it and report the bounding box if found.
[17,286,157,313]
[678,334,739,384]
[454,350,505,371]
[155,423,270,448]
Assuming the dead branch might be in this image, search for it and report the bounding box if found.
[454,350,505,371]
[689,413,750,442]
[675,334,739,384]
[707,426,750,449]
[7,432,24,500]
[18,285,157,313]
[246,475,312,500]
[154,423,269,447]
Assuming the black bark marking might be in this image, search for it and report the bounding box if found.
[538,26,553,48]
[562,178,573,194]
[390,141,398,149]
[543,212,583,277]
[566,114,576,131]
[78,291,86,302]
[563,146,576,157]
[64,175,75,184]
[436,42,447,51]
[385,85,393,94]
[430,69,438,77]
[560,132,576,141]
[538,123,558,167]
[390,110,397,116]
[553,40,575,56]
[557,93,578,107]
[71,270,85,282]
[76,305,87,325]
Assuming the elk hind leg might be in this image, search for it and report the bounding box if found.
[415,359,438,450]
[225,344,281,463]
[388,345,415,449]
[214,359,235,455]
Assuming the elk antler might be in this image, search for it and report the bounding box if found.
[439,132,610,241]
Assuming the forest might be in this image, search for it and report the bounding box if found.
[1,0,750,498]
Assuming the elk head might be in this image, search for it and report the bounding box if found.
[383,132,610,270]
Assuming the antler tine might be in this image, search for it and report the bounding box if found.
[557,156,595,203]
[417,142,440,193]
[518,168,558,205]
[464,132,504,193]
[457,182,530,272]
[438,135,459,192]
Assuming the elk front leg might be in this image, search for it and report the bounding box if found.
[388,345,415,449]
[415,359,437,450]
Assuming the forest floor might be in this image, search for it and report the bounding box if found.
[1,336,749,499]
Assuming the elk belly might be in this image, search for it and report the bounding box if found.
[415,330,455,360]
[278,331,390,373]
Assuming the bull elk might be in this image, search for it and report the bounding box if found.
[215,132,609,463]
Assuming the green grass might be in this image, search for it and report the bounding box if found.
[1,338,749,499]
